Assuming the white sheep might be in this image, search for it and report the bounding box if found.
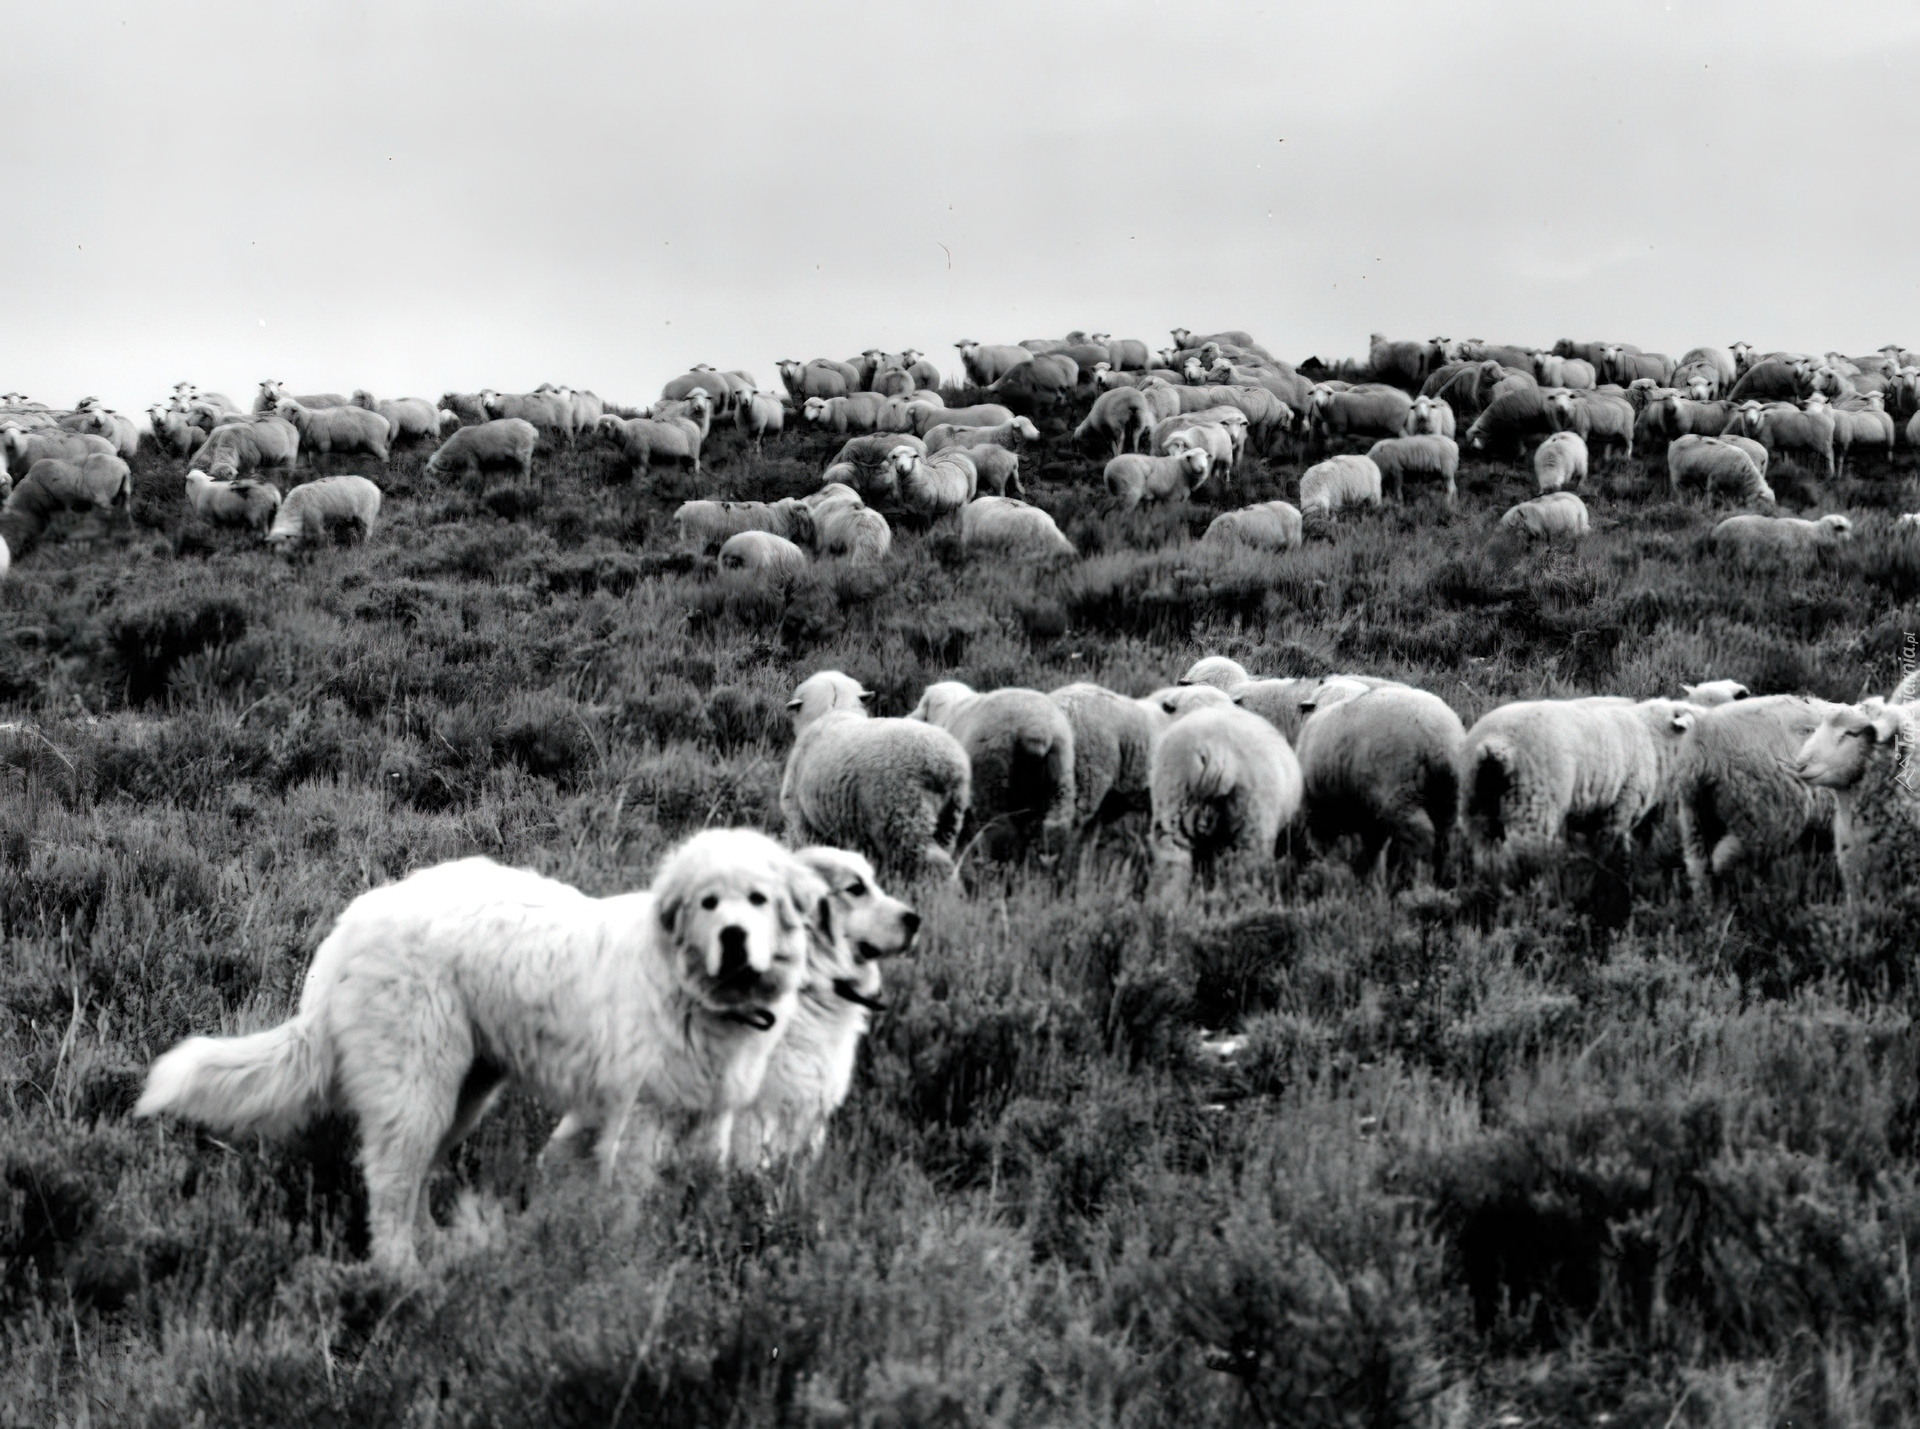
[1204,500,1303,552]
[906,401,1014,437]
[1401,394,1458,438]
[148,405,208,459]
[1659,695,1844,900]
[1457,696,1690,875]
[812,501,891,564]
[183,470,282,532]
[1499,492,1590,542]
[426,418,538,480]
[1299,454,1382,519]
[264,475,382,552]
[888,446,976,518]
[672,499,812,552]
[1073,387,1155,456]
[479,389,574,443]
[1366,435,1458,505]
[1793,694,1920,904]
[719,529,809,575]
[960,496,1074,559]
[1161,423,1237,481]
[348,391,438,445]
[1729,400,1835,477]
[1048,682,1161,844]
[1179,657,1252,691]
[1710,513,1852,563]
[1295,683,1466,879]
[1142,684,1235,724]
[950,444,1023,498]
[925,416,1040,455]
[1148,705,1304,896]
[803,393,894,435]
[1104,447,1210,510]
[1667,435,1773,504]
[274,398,391,463]
[597,414,700,474]
[21,455,131,516]
[3,427,116,469]
[1533,431,1588,492]
[781,670,972,882]
[1682,680,1750,707]
[909,681,1077,862]
[733,391,785,451]
[192,417,300,478]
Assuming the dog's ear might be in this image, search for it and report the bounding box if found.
[780,859,830,941]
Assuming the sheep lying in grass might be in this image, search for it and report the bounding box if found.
[672,499,812,552]
[1534,431,1587,491]
[1710,513,1852,564]
[350,391,439,444]
[1499,491,1590,542]
[1794,691,1920,905]
[1048,682,1162,845]
[889,446,976,519]
[264,475,382,552]
[1148,704,1303,896]
[1204,500,1303,551]
[1299,454,1382,520]
[910,681,1077,862]
[1295,683,1465,880]
[733,391,785,451]
[1104,447,1209,510]
[720,530,808,575]
[24,455,131,518]
[782,670,971,882]
[427,417,538,480]
[1458,697,1690,875]
[1659,695,1844,901]
[1667,435,1773,504]
[1366,435,1458,505]
[274,398,391,463]
[960,497,1074,559]
[184,470,281,532]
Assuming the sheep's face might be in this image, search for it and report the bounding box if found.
[1544,391,1576,426]
[802,398,827,424]
[1182,359,1204,384]
[907,682,971,728]
[687,390,712,417]
[1013,417,1039,442]
[1180,447,1212,483]
[1795,704,1904,788]
[886,446,919,478]
[1170,329,1192,348]
[1821,515,1854,540]
[1682,374,1714,401]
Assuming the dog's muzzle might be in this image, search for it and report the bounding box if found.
[833,977,886,1012]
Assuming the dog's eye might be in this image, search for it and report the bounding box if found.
[848,881,867,897]
[748,891,767,906]
[701,894,719,910]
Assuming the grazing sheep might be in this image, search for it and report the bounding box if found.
[1179,657,1251,691]
[1401,394,1457,438]
[1458,696,1689,874]
[812,500,892,564]
[1295,684,1465,880]
[0,476,66,568]
[953,341,1035,387]
[1103,447,1210,510]
[1463,384,1556,456]
[350,392,438,444]
[908,682,1077,862]
[1729,400,1836,477]
[23,455,131,516]
[1048,683,1161,841]
[427,418,538,480]
[1534,431,1588,491]
[1794,697,1920,905]
[1204,500,1304,552]
[439,392,490,426]
[1366,435,1459,505]
[1545,389,1634,461]
[950,444,1023,498]
[1659,696,1844,901]
[1309,384,1415,449]
[720,530,809,575]
[660,370,730,406]
[1498,492,1590,542]
[925,416,1039,455]
[1666,435,1774,503]
[264,475,382,552]
[673,498,812,552]
[274,398,391,463]
[192,417,300,478]
[1230,678,1341,745]
[183,470,282,532]
[906,401,1014,437]
[1366,335,1446,391]
[960,496,1073,559]
[733,390,785,450]
[597,414,700,474]
[481,389,575,443]
[888,446,976,519]
[3,427,116,469]
[1148,705,1304,896]
[1299,454,1383,519]
[1711,513,1852,563]
[1683,681,1750,707]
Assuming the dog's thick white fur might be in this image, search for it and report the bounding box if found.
[547,846,919,1170]
[134,828,823,1275]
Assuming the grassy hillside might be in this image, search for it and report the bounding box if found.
[3,393,1920,1428]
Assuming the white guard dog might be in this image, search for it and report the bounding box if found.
[134,827,824,1275]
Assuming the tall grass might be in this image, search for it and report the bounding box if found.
[2,400,1918,1426]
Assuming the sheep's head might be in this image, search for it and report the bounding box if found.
[906,681,972,728]
[885,445,919,478]
[899,348,921,365]
[1181,358,1204,385]
[1532,353,1556,380]
[1178,446,1212,485]
[786,670,872,728]
[802,398,828,424]
[1012,417,1040,442]
[1795,701,1908,789]
[1681,680,1750,707]
[686,389,712,417]
[1680,373,1713,401]
[1169,328,1193,348]
[1819,514,1854,539]
[1544,390,1577,427]
[954,339,978,355]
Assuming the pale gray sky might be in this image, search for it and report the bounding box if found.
[7,1,1917,417]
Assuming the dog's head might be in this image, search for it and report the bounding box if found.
[652,829,821,1029]
[792,846,918,1010]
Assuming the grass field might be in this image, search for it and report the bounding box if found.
[4,388,1920,1428]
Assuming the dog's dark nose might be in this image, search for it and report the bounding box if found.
[718,926,750,978]
[902,910,921,936]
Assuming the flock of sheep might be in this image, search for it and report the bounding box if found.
[0,323,1914,913]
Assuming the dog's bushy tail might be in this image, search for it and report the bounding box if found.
[133,1015,331,1139]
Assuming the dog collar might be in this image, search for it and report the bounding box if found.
[720,1007,779,1031]
[832,978,886,1012]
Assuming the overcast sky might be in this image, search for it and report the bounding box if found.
[7,1,1917,416]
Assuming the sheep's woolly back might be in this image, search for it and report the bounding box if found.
[780,709,971,882]
[1048,683,1161,827]
[1148,705,1303,885]
[1295,684,1465,871]
[1299,455,1382,516]
[266,475,382,547]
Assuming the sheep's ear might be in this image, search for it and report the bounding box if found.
[1669,710,1695,734]
[1732,687,1749,701]
[858,689,876,708]
[1682,684,1697,698]
[785,697,804,712]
